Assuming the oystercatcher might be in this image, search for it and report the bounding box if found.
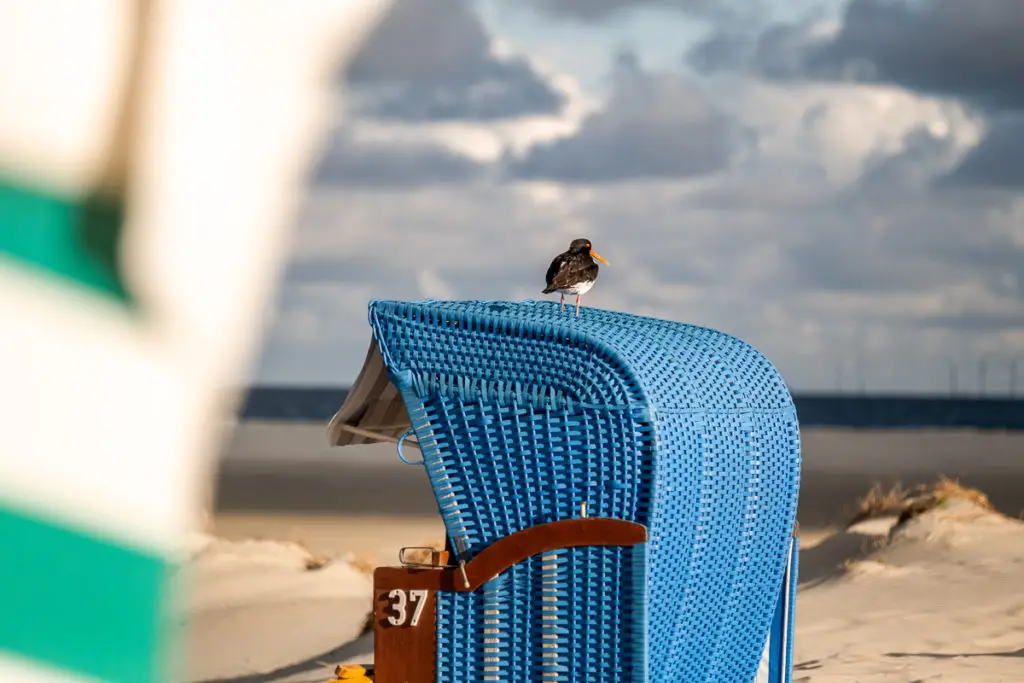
[542,238,609,317]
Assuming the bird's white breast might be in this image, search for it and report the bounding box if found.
[556,280,595,296]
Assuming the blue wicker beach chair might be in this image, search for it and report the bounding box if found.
[328,299,801,683]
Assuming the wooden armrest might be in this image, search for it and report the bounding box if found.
[372,517,647,683]
[376,517,647,593]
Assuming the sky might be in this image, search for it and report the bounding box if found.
[253,0,1024,395]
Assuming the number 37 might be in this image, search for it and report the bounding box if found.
[386,589,428,627]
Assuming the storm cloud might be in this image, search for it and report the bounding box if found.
[311,130,485,188]
[508,52,739,182]
[689,0,1024,189]
[520,0,748,23]
[344,0,566,121]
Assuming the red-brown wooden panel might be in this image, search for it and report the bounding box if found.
[374,572,437,683]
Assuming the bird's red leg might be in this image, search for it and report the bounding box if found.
[575,294,581,317]
[560,293,565,313]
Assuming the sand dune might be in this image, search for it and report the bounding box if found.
[184,422,1024,682]
[172,537,373,683]
[795,497,1024,682]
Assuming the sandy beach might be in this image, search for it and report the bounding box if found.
[176,421,1024,682]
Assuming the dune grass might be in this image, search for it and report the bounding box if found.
[849,476,993,529]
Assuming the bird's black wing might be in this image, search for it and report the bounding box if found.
[544,253,598,293]
[543,253,570,292]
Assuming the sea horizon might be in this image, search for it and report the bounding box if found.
[236,385,1024,430]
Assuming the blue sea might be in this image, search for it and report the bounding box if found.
[238,387,1024,430]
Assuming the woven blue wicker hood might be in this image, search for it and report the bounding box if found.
[344,298,802,683]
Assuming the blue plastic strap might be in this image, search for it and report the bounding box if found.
[396,428,424,465]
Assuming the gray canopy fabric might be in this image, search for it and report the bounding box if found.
[326,341,414,446]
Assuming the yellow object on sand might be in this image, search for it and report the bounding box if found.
[327,663,373,681]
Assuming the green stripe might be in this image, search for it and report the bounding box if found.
[0,503,167,683]
[0,179,131,304]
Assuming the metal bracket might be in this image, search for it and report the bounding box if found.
[397,543,469,589]
[454,536,471,589]
[398,546,453,569]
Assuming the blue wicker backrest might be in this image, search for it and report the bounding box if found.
[367,299,801,683]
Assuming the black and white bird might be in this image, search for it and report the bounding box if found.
[542,238,609,317]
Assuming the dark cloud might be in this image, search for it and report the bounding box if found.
[787,236,946,295]
[775,201,951,297]
[939,115,1024,188]
[310,130,484,188]
[690,1,1024,191]
[781,191,1024,306]
[802,0,1024,109]
[686,11,833,78]
[857,126,960,196]
[808,0,1024,193]
[508,52,739,183]
[699,0,1024,110]
[687,28,752,75]
[521,0,728,22]
[754,22,828,80]
[343,0,565,121]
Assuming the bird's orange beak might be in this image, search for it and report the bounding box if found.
[590,249,609,265]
